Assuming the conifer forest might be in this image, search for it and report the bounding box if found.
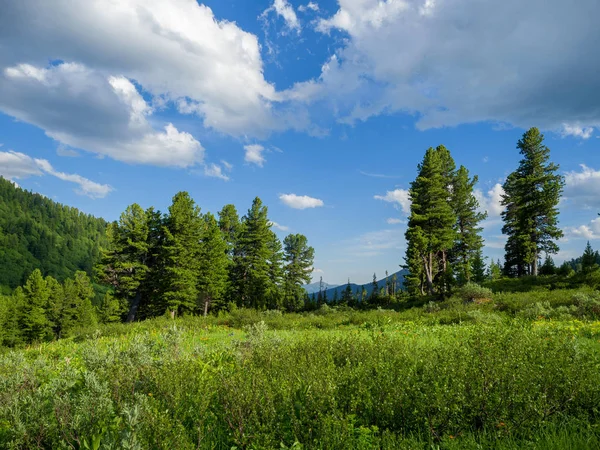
[1,129,600,449]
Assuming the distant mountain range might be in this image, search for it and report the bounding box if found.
[303,269,408,298]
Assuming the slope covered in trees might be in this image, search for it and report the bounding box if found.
[0,177,107,292]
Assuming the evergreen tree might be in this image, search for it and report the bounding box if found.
[581,241,598,273]
[98,292,122,324]
[452,166,487,284]
[405,146,457,296]
[60,271,97,337]
[266,230,285,309]
[218,204,241,258]
[539,254,557,275]
[197,213,229,316]
[18,269,52,343]
[471,250,487,284]
[162,192,204,318]
[231,198,273,309]
[282,233,315,311]
[332,289,339,304]
[488,259,503,280]
[341,279,353,305]
[370,273,379,304]
[45,275,65,339]
[98,204,150,322]
[501,128,564,277]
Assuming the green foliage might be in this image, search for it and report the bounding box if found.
[501,128,564,277]
[1,309,599,449]
[0,176,107,290]
[457,282,493,303]
[283,234,315,312]
[197,213,229,315]
[162,192,204,317]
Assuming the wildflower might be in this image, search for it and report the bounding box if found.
[497,422,505,428]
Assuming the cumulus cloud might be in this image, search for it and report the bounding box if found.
[262,0,301,32]
[0,0,289,141]
[0,63,203,167]
[564,165,600,208]
[244,144,267,167]
[279,193,324,209]
[565,218,600,240]
[561,124,594,140]
[270,221,290,231]
[475,183,505,218]
[374,189,411,214]
[288,0,600,134]
[0,150,112,198]
[203,163,230,181]
[299,2,319,12]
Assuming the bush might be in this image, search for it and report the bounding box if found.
[458,282,493,303]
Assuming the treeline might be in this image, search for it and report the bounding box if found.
[0,269,96,346]
[0,177,107,292]
[404,127,565,298]
[98,193,315,322]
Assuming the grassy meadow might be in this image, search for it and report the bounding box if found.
[2,289,600,449]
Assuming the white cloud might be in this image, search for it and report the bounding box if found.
[564,165,600,208]
[565,218,600,240]
[374,189,411,214]
[56,144,80,157]
[386,218,405,225]
[289,0,600,134]
[0,0,289,140]
[560,124,594,140]
[203,163,230,181]
[244,144,267,167]
[0,64,203,167]
[475,183,505,218]
[262,0,301,32]
[221,160,233,171]
[0,150,112,198]
[279,193,324,209]
[299,2,319,12]
[270,221,290,231]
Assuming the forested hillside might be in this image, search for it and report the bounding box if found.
[0,177,107,291]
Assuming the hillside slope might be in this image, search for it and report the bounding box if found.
[0,177,107,290]
[306,269,407,299]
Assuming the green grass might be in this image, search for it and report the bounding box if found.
[2,292,600,449]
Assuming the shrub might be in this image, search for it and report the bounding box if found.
[458,282,493,303]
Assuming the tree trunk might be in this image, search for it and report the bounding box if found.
[532,255,539,277]
[126,291,141,323]
[203,297,210,317]
[423,253,434,295]
[170,309,176,320]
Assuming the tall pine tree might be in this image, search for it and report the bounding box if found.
[405,146,457,296]
[162,192,203,318]
[501,128,564,277]
[282,233,315,311]
[197,213,229,315]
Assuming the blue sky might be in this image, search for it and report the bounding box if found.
[1,0,600,284]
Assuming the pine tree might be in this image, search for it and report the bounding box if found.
[98,204,150,322]
[282,233,315,311]
[341,279,353,305]
[197,213,229,316]
[98,292,122,324]
[405,146,457,296]
[539,254,557,275]
[266,230,285,309]
[370,273,379,304]
[18,269,52,343]
[218,204,241,258]
[60,271,97,337]
[581,241,598,273]
[471,250,487,284]
[452,166,487,284]
[162,192,203,318]
[501,128,564,277]
[231,198,273,309]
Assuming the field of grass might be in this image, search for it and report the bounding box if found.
[2,289,600,449]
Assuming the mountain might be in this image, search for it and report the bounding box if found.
[303,281,339,294]
[0,177,108,292]
[304,269,408,299]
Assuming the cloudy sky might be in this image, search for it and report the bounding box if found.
[1,0,599,284]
